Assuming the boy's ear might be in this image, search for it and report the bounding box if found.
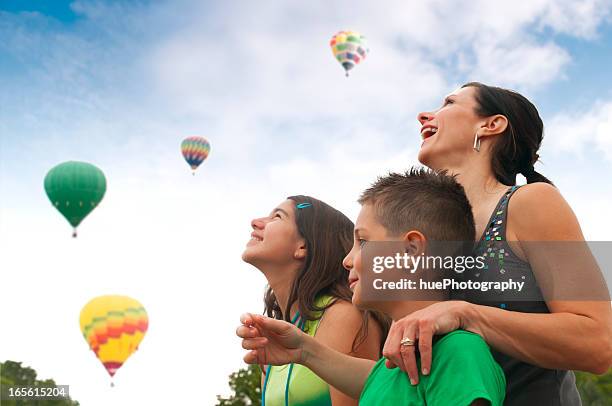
[403,230,427,256]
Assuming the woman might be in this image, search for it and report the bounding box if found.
[383,82,612,405]
[242,195,388,405]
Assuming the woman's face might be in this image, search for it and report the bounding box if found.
[417,86,482,170]
[242,199,305,269]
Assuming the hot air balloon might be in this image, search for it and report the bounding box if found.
[330,30,368,77]
[79,295,148,383]
[44,161,106,237]
[181,136,210,175]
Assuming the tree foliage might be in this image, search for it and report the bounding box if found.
[216,364,262,406]
[576,370,612,405]
[1,360,80,406]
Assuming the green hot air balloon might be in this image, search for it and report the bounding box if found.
[44,161,107,237]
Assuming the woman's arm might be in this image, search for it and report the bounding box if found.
[461,300,611,373]
[488,183,611,372]
[239,313,376,399]
[383,183,612,384]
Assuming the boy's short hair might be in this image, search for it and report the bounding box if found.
[358,167,475,242]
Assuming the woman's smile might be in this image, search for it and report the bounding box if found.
[420,124,438,141]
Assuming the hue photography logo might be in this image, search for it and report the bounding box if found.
[361,241,528,301]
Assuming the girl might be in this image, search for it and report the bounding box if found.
[242,195,388,405]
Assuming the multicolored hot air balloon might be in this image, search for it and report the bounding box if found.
[330,30,368,76]
[44,161,106,237]
[79,295,148,381]
[181,136,210,175]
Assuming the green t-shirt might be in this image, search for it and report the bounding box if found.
[359,330,506,406]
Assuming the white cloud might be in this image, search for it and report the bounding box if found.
[540,0,612,39]
[546,100,612,160]
[470,40,570,89]
[146,0,612,114]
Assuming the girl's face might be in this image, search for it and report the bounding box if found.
[242,200,305,269]
[417,86,483,170]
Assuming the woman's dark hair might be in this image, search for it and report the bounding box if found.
[263,195,390,352]
[462,82,553,186]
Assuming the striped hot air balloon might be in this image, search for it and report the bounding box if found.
[330,30,368,77]
[79,295,148,381]
[181,136,211,175]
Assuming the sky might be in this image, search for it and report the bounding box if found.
[1,0,611,404]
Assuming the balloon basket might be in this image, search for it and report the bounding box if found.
[72,228,78,238]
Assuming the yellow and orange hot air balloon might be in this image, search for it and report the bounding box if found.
[79,295,148,380]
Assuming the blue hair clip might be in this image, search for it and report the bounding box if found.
[296,203,312,209]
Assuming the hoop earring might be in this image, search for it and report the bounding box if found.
[473,132,481,152]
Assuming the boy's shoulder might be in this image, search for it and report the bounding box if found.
[431,329,494,366]
[434,329,487,350]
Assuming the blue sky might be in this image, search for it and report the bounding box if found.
[1,1,611,405]
[535,24,612,114]
[0,0,80,22]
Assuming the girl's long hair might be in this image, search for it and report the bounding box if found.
[263,195,390,352]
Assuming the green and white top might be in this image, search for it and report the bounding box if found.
[262,295,335,406]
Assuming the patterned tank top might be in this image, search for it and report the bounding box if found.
[262,295,334,406]
[452,186,581,406]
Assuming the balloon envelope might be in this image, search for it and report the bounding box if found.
[44,161,106,234]
[330,30,368,76]
[79,295,148,378]
[181,136,210,172]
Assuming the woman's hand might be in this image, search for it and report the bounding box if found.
[237,313,306,366]
[382,301,474,385]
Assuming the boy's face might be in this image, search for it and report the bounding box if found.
[343,202,391,309]
[344,202,431,318]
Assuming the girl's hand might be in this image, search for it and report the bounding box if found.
[237,313,306,366]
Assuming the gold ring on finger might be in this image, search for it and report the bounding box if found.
[400,337,417,346]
